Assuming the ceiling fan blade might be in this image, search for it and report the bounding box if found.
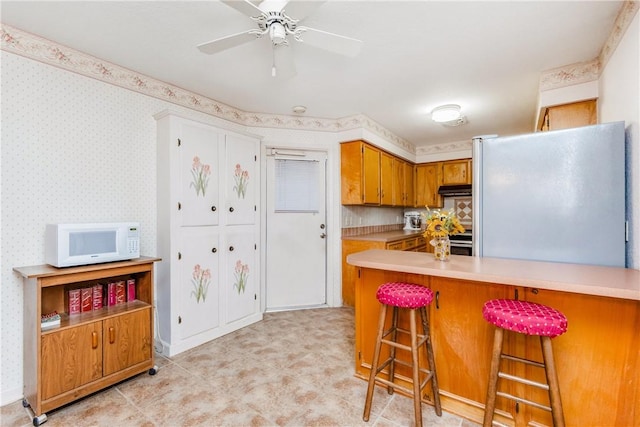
[272,43,296,79]
[295,26,363,57]
[197,30,261,54]
[280,0,326,21]
[221,0,263,17]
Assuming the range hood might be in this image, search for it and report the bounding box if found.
[438,184,472,196]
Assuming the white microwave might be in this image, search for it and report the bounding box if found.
[45,222,140,267]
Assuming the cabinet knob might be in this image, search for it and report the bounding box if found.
[211,206,217,212]
[229,246,234,252]
[229,207,234,213]
[212,247,217,253]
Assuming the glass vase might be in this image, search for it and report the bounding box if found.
[432,236,451,262]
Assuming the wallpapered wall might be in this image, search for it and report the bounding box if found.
[0,51,230,402]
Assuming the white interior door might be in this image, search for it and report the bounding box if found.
[266,149,327,310]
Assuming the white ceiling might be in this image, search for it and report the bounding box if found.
[0,1,623,148]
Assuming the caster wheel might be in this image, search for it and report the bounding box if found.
[148,365,158,375]
[22,398,29,408]
[32,413,47,426]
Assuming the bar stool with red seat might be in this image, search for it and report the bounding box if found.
[363,282,442,427]
[482,299,568,427]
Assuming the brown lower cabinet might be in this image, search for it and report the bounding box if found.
[354,267,639,426]
[14,257,160,426]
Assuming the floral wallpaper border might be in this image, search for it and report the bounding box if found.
[539,0,639,91]
[0,23,415,154]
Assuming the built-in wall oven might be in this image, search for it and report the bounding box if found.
[450,231,472,256]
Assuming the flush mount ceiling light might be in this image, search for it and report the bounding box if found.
[431,104,462,123]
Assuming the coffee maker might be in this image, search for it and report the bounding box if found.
[403,211,422,230]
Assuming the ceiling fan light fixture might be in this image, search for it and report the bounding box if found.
[431,104,462,123]
[270,22,287,45]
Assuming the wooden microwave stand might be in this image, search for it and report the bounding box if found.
[14,257,160,426]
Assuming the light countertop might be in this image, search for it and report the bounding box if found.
[342,229,424,243]
[346,249,640,301]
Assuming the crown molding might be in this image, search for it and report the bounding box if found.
[0,23,414,154]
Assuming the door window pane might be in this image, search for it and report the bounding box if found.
[274,159,319,212]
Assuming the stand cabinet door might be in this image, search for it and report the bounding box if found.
[103,309,152,377]
[441,159,471,185]
[41,322,103,400]
[225,134,257,226]
[224,228,258,324]
[415,163,441,208]
[178,228,220,340]
[178,120,221,227]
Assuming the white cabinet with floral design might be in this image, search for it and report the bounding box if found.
[155,111,262,356]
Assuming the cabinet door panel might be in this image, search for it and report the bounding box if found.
[430,278,513,414]
[179,122,221,226]
[178,228,220,339]
[103,309,152,376]
[225,135,257,225]
[415,164,441,208]
[363,145,380,204]
[441,160,470,185]
[225,229,258,323]
[380,152,394,205]
[41,322,103,400]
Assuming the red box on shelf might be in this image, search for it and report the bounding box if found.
[107,282,117,306]
[126,278,136,301]
[68,289,81,314]
[80,287,93,312]
[115,281,126,305]
[92,284,103,310]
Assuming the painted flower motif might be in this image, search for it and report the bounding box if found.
[191,264,212,303]
[232,163,249,199]
[233,260,249,294]
[190,156,211,197]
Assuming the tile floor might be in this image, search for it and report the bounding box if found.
[2,307,479,426]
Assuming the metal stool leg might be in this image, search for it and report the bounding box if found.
[420,306,442,416]
[363,303,388,422]
[541,336,565,427]
[483,327,504,427]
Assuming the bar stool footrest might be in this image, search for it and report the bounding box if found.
[496,391,552,412]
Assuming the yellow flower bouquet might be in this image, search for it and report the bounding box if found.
[422,207,465,260]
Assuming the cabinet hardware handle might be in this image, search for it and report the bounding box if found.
[109,327,115,344]
[178,316,182,324]
[211,206,217,212]
[92,331,98,349]
[515,289,519,300]
[435,291,440,309]
[229,207,234,212]
[531,288,539,294]
[320,224,325,229]
[177,202,181,211]
[229,246,234,251]
[320,233,326,239]
[178,252,182,260]
[212,247,217,253]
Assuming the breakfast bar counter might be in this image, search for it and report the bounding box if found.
[347,250,639,427]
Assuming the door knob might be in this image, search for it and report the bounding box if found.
[320,233,326,239]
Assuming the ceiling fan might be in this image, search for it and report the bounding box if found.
[197,0,363,77]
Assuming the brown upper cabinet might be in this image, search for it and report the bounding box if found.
[415,163,441,208]
[441,159,472,185]
[341,140,414,207]
[539,99,597,131]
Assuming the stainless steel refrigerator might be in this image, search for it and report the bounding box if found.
[472,121,626,267]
